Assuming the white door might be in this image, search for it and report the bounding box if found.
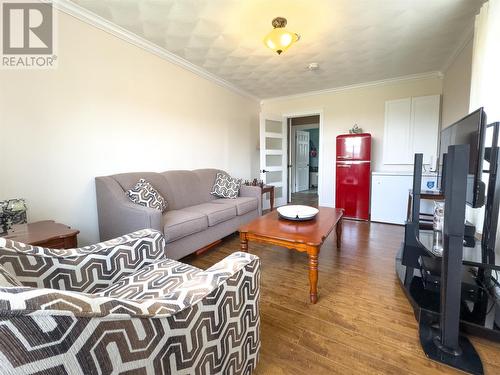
[260,113,288,208]
[295,130,310,191]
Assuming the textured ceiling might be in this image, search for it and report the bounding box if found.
[70,0,484,99]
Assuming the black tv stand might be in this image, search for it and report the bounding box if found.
[418,145,482,374]
[396,138,500,374]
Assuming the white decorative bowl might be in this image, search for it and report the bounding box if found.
[277,205,319,221]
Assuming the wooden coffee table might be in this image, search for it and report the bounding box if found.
[239,207,344,304]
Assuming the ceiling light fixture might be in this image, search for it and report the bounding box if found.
[263,17,300,55]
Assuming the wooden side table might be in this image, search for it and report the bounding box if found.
[2,220,79,249]
[261,185,275,211]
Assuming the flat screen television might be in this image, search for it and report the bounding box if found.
[439,108,487,208]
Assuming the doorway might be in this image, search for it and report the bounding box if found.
[287,115,320,207]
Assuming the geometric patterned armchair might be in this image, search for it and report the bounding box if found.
[0,229,261,374]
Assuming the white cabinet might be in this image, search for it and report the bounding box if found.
[383,95,440,165]
[371,172,437,225]
[383,98,413,164]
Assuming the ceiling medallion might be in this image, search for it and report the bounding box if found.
[263,17,300,55]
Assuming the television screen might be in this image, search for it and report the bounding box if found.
[439,108,486,207]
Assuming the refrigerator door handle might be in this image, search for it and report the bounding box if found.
[337,160,370,164]
[337,164,351,168]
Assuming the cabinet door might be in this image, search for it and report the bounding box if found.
[383,98,412,164]
[411,95,440,165]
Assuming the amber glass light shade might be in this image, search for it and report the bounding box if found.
[263,17,300,55]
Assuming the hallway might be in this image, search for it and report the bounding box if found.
[290,188,318,207]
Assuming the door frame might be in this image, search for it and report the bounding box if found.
[291,124,317,193]
[283,110,324,205]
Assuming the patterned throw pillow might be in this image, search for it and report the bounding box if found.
[211,173,242,199]
[127,179,167,211]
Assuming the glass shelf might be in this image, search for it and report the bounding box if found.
[418,229,500,271]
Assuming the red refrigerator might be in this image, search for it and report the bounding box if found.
[335,133,371,220]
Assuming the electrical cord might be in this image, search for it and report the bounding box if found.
[468,268,499,316]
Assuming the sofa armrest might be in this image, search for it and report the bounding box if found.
[0,229,166,293]
[239,185,262,215]
[96,176,163,241]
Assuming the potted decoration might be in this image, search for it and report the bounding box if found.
[0,199,27,234]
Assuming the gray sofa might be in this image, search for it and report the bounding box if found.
[95,169,261,260]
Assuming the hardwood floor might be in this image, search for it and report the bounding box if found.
[183,220,500,374]
[291,188,318,206]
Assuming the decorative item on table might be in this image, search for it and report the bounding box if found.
[349,124,363,134]
[432,201,445,255]
[277,205,319,221]
[243,179,264,187]
[0,199,27,234]
[0,208,6,235]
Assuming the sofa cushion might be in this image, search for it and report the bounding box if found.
[212,197,259,216]
[163,210,208,243]
[192,169,224,202]
[95,258,202,300]
[127,179,167,211]
[160,170,211,210]
[182,203,236,227]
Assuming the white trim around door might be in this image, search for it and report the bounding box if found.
[282,110,326,207]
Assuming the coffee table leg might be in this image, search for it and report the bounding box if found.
[240,232,248,252]
[336,218,343,249]
[307,246,319,304]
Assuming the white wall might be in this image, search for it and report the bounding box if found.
[440,38,479,229]
[0,11,259,245]
[441,39,473,128]
[261,77,443,207]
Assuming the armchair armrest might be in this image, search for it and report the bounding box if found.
[239,185,262,215]
[95,176,163,241]
[0,229,166,293]
[0,252,259,319]
[167,251,261,312]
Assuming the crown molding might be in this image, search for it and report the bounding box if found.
[50,0,259,102]
[440,23,474,74]
[261,71,443,103]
